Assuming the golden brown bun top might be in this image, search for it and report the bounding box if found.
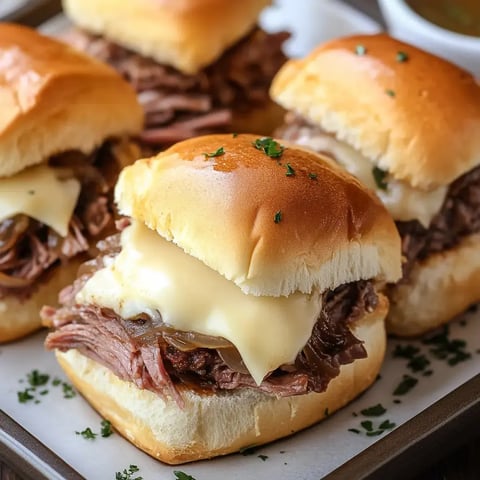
[0,23,142,177]
[63,0,271,74]
[271,33,480,190]
[115,134,402,296]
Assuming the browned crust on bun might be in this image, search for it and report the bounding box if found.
[55,295,387,464]
[0,258,82,343]
[0,23,142,177]
[115,134,402,296]
[271,33,480,190]
[387,234,480,337]
[62,0,271,74]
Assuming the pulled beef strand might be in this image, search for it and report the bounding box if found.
[66,28,289,145]
[44,281,374,404]
[0,144,121,300]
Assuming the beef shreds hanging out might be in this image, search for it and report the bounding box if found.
[65,28,289,146]
[44,260,374,403]
[0,143,130,300]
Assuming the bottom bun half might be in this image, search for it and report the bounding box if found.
[55,294,387,465]
[387,234,480,337]
[0,259,83,344]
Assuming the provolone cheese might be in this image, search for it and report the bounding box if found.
[0,164,81,237]
[294,130,447,227]
[76,221,323,385]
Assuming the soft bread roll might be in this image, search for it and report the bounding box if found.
[62,0,271,74]
[115,134,402,296]
[0,258,82,343]
[388,234,480,336]
[0,23,143,177]
[56,295,387,464]
[270,33,480,190]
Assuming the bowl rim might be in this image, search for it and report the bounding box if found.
[378,0,480,49]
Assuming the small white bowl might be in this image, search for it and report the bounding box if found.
[378,0,480,76]
[260,0,381,58]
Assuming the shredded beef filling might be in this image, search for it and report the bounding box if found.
[44,271,375,401]
[65,27,288,146]
[0,143,124,300]
[277,114,480,279]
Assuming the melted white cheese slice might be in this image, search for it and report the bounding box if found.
[294,130,447,227]
[76,221,323,385]
[0,164,81,237]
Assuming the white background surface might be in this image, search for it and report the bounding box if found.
[0,0,29,18]
[1,313,479,480]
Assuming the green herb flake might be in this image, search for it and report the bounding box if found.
[62,382,76,399]
[393,399,402,404]
[203,147,225,158]
[285,163,295,177]
[379,420,396,430]
[115,465,142,480]
[52,378,61,386]
[393,374,418,396]
[17,389,35,403]
[173,472,196,480]
[274,210,283,224]
[258,455,269,461]
[308,172,318,180]
[39,389,49,396]
[366,430,384,437]
[393,344,420,359]
[360,420,373,432]
[407,355,431,373]
[239,445,258,456]
[324,408,329,417]
[348,428,361,434]
[27,370,50,387]
[232,132,238,138]
[422,326,472,366]
[385,89,396,97]
[76,427,97,440]
[100,419,113,438]
[28,190,35,195]
[372,166,388,190]
[360,404,387,417]
[396,51,409,62]
[253,137,285,158]
[355,44,367,55]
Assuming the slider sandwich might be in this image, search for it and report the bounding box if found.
[271,34,480,336]
[62,0,288,148]
[43,134,401,463]
[0,23,142,343]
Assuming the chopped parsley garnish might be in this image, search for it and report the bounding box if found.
[372,166,388,190]
[285,163,295,177]
[62,382,76,399]
[407,355,431,373]
[27,370,50,387]
[422,326,471,366]
[17,388,35,403]
[258,455,269,461]
[76,427,97,440]
[232,132,238,138]
[101,419,114,438]
[274,210,283,224]
[52,378,61,386]
[393,374,418,396]
[396,51,409,62]
[28,190,35,195]
[360,404,386,417]
[308,172,318,180]
[173,472,196,480]
[393,399,402,404]
[385,89,396,97]
[239,445,258,456]
[203,147,225,158]
[253,137,285,158]
[393,344,420,359]
[349,419,396,437]
[355,44,367,55]
[115,465,142,480]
